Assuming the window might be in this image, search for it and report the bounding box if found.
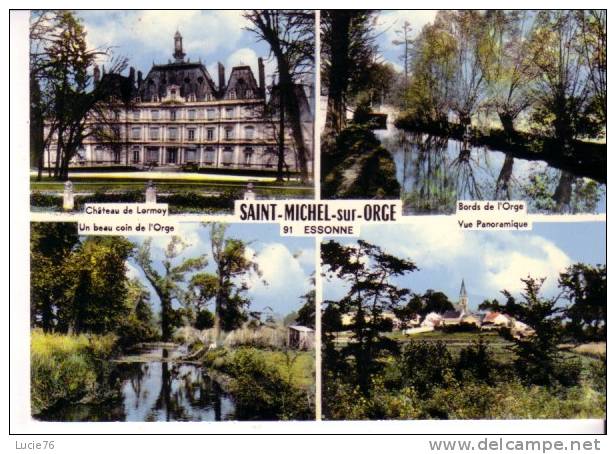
[95,146,104,162]
[168,127,178,141]
[222,147,233,166]
[132,147,140,163]
[244,147,253,167]
[133,110,140,120]
[244,126,255,140]
[170,89,177,100]
[187,129,196,141]
[114,110,121,120]
[185,148,197,163]
[170,110,177,121]
[204,147,215,164]
[131,127,141,140]
[225,107,234,119]
[207,108,216,120]
[225,127,233,140]
[266,126,275,140]
[264,147,275,168]
[246,89,253,99]
[206,128,214,141]
[149,127,160,140]
[188,109,196,121]
[151,109,159,120]
[167,148,177,164]
[146,147,158,162]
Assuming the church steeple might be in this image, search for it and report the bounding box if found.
[458,279,468,315]
[173,30,186,63]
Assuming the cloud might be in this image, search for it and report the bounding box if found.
[330,224,573,304]
[247,243,312,313]
[79,10,249,67]
[377,10,438,43]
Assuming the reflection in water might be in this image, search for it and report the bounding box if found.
[377,128,606,215]
[36,348,235,422]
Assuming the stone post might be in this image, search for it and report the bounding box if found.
[243,182,256,200]
[145,180,157,203]
[62,181,74,211]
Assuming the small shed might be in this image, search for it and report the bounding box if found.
[287,325,315,350]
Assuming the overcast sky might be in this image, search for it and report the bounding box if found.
[324,222,606,311]
[75,10,277,86]
[126,223,315,318]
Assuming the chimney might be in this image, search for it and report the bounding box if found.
[258,57,265,97]
[129,67,135,85]
[137,70,143,88]
[93,65,100,86]
[218,62,225,92]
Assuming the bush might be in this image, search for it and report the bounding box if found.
[399,341,454,396]
[227,348,313,420]
[30,330,118,415]
[456,338,497,384]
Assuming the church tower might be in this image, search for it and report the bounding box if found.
[458,279,468,315]
[173,30,186,63]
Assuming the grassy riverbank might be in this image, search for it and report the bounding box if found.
[30,330,119,416]
[199,347,315,420]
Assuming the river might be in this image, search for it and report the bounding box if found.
[35,346,235,422]
[375,114,606,215]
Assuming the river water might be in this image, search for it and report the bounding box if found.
[376,124,606,215]
[36,347,235,422]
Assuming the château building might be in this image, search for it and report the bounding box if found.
[44,31,313,175]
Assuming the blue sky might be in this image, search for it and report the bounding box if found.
[324,222,606,310]
[75,10,277,86]
[374,11,438,71]
[126,223,315,318]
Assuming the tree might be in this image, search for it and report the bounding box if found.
[421,289,455,315]
[392,20,413,82]
[436,10,492,128]
[65,236,134,334]
[527,11,599,149]
[321,239,417,394]
[559,263,606,342]
[576,10,606,125]
[118,278,159,346]
[321,10,379,134]
[404,21,456,125]
[295,275,316,329]
[206,223,261,345]
[30,10,129,180]
[244,10,314,182]
[483,10,537,138]
[481,276,571,386]
[30,222,79,331]
[134,237,207,341]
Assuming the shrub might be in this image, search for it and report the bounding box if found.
[399,341,454,396]
[227,348,313,420]
[456,338,497,384]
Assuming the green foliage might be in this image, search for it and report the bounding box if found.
[30,330,117,415]
[455,338,497,384]
[66,236,134,334]
[399,340,454,396]
[322,239,417,394]
[559,263,606,342]
[322,124,400,199]
[134,236,207,341]
[225,348,314,420]
[116,278,159,348]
